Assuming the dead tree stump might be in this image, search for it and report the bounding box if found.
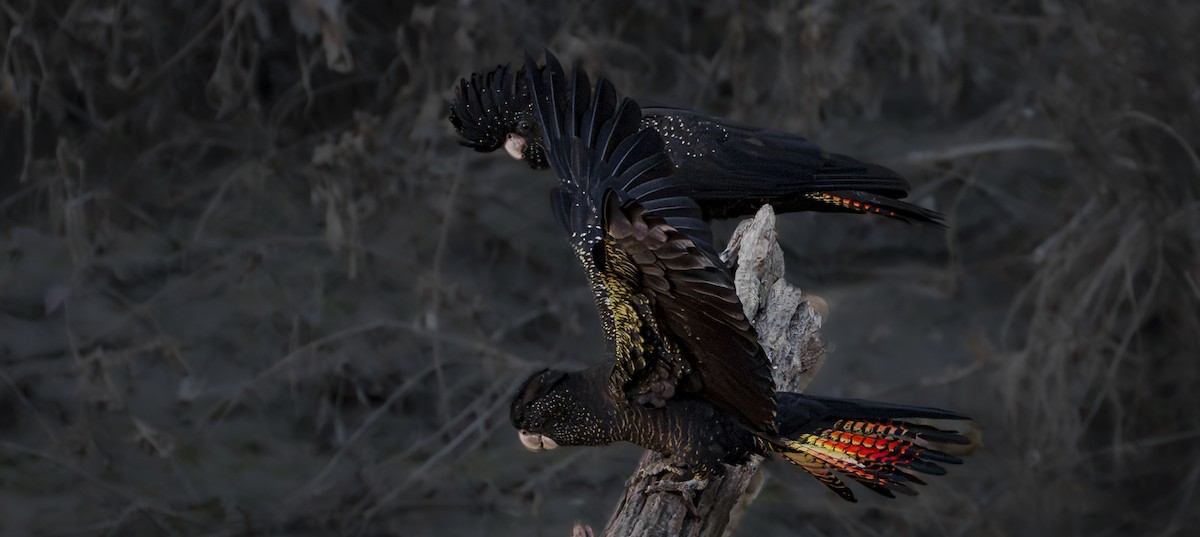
[576,205,828,537]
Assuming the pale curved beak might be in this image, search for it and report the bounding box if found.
[518,430,558,451]
[504,133,527,160]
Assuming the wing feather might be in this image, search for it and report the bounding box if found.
[582,76,615,148]
[566,60,590,140]
[527,53,777,432]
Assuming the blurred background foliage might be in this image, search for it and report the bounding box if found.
[1,0,1197,535]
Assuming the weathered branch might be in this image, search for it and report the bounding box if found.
[579,205,828,537]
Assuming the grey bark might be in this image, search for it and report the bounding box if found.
[576,205,828,537]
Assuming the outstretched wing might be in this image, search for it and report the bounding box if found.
[526,51,777,432]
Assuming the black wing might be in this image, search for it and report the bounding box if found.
[640,106,944,225]
[527,52,777,432]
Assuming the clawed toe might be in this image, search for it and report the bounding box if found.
[644,474,710,516]
[639,458,691,479]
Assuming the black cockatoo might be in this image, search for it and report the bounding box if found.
[450,50,943,224]
[504,54,978,502]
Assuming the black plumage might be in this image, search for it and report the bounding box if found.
[449,50,944,225]
[506,55,978,501]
